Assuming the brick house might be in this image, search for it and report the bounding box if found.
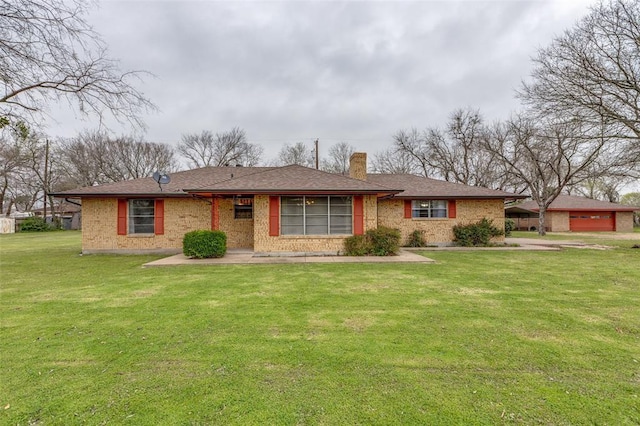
[53,153,524,254]
[505,195,637,232]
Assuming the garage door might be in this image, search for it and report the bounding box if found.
[569,211,615,231]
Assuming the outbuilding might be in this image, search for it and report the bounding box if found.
[505,195,637,232]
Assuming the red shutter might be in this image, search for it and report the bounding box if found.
[353,196,364,235]
[269,196,279,236]
[404,200,412,219]
[211,198,219,230]
[117,199,127,235]
[154,199,164,235]
[448,200,457,218]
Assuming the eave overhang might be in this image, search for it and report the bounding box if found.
[50,192,191,199]
[393,194,529,200]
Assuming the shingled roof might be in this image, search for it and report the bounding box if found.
[53,165,528,200]
[515,195,638,212]
[53,165,400,197]
[185,165,399,195]
[367,174,526,199]
[52,166,275,197]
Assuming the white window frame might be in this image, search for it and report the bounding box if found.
[129,199,155,234]
[411,200,448,218]
[280,196,353,235]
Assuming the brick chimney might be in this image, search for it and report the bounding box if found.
[349,152,367,181]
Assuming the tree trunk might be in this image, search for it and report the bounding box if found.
[5,200,13,217]
[538,206,547,236]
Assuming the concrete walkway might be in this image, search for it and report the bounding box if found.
[143,236,611,267]
[143,248,435,267]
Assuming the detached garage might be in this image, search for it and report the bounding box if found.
[506,195,637,232]
[569,211,614,232]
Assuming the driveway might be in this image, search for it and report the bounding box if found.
[506,232,639,250]
[550,232,639,241]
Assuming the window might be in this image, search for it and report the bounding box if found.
[281,196,352,235]
[129,199,155,234]
[411,200,448,218]
[234,197,253,219]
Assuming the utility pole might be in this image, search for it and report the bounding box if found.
[314,139,319,169]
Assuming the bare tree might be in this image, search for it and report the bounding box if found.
[485,114,613,235]
[370,147,421,175]
[390,128,431,177]
[58,130,177,185]
[0,132,26,215]
[320,142,355,174]
[20,135,64,221]
[2,127,176,218]
[275,141,314,167]
[0,126,64,218]
[566,153,638,202]
[426,109,505,188]
[519,0,640,142]
[177,127,263,168]
[177,131,216,168]
[390,108,521,191]
[569,176,624,202]
[518,0,640,209]
[57,130,112,187]
[0,0,155,129]
[109,136,177,180]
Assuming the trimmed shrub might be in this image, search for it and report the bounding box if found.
[343,226,401,256]
[183,230,227,259]
[453,218,504,247]
[343,234,369,256]
[367,226,401,256]
[406,229,427,247]
[504,218,515,236]
[19,217,51,232]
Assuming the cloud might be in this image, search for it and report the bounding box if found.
[46,0,593,162]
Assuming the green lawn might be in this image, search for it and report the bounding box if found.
[1,232,639,425]
[511,230,640,248]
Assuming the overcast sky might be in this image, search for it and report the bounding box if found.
[47,0,595,164]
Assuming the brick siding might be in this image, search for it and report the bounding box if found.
[377,198,506,245]
[615,211,634,232]
[217,198,254,249]
[81,195,508,253]
[81,197,210,254]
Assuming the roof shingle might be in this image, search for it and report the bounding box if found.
[514,195,638,212]
[52,165,525,200]
[367,174,525,199]
[185,165,399,194]
[52,166,275,197]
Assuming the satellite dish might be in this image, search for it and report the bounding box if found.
[152,171,171,191]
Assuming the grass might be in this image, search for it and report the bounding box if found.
[1,231,639,425]
[510,230,640,248]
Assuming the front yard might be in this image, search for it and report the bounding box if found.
[1,231,639,424]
